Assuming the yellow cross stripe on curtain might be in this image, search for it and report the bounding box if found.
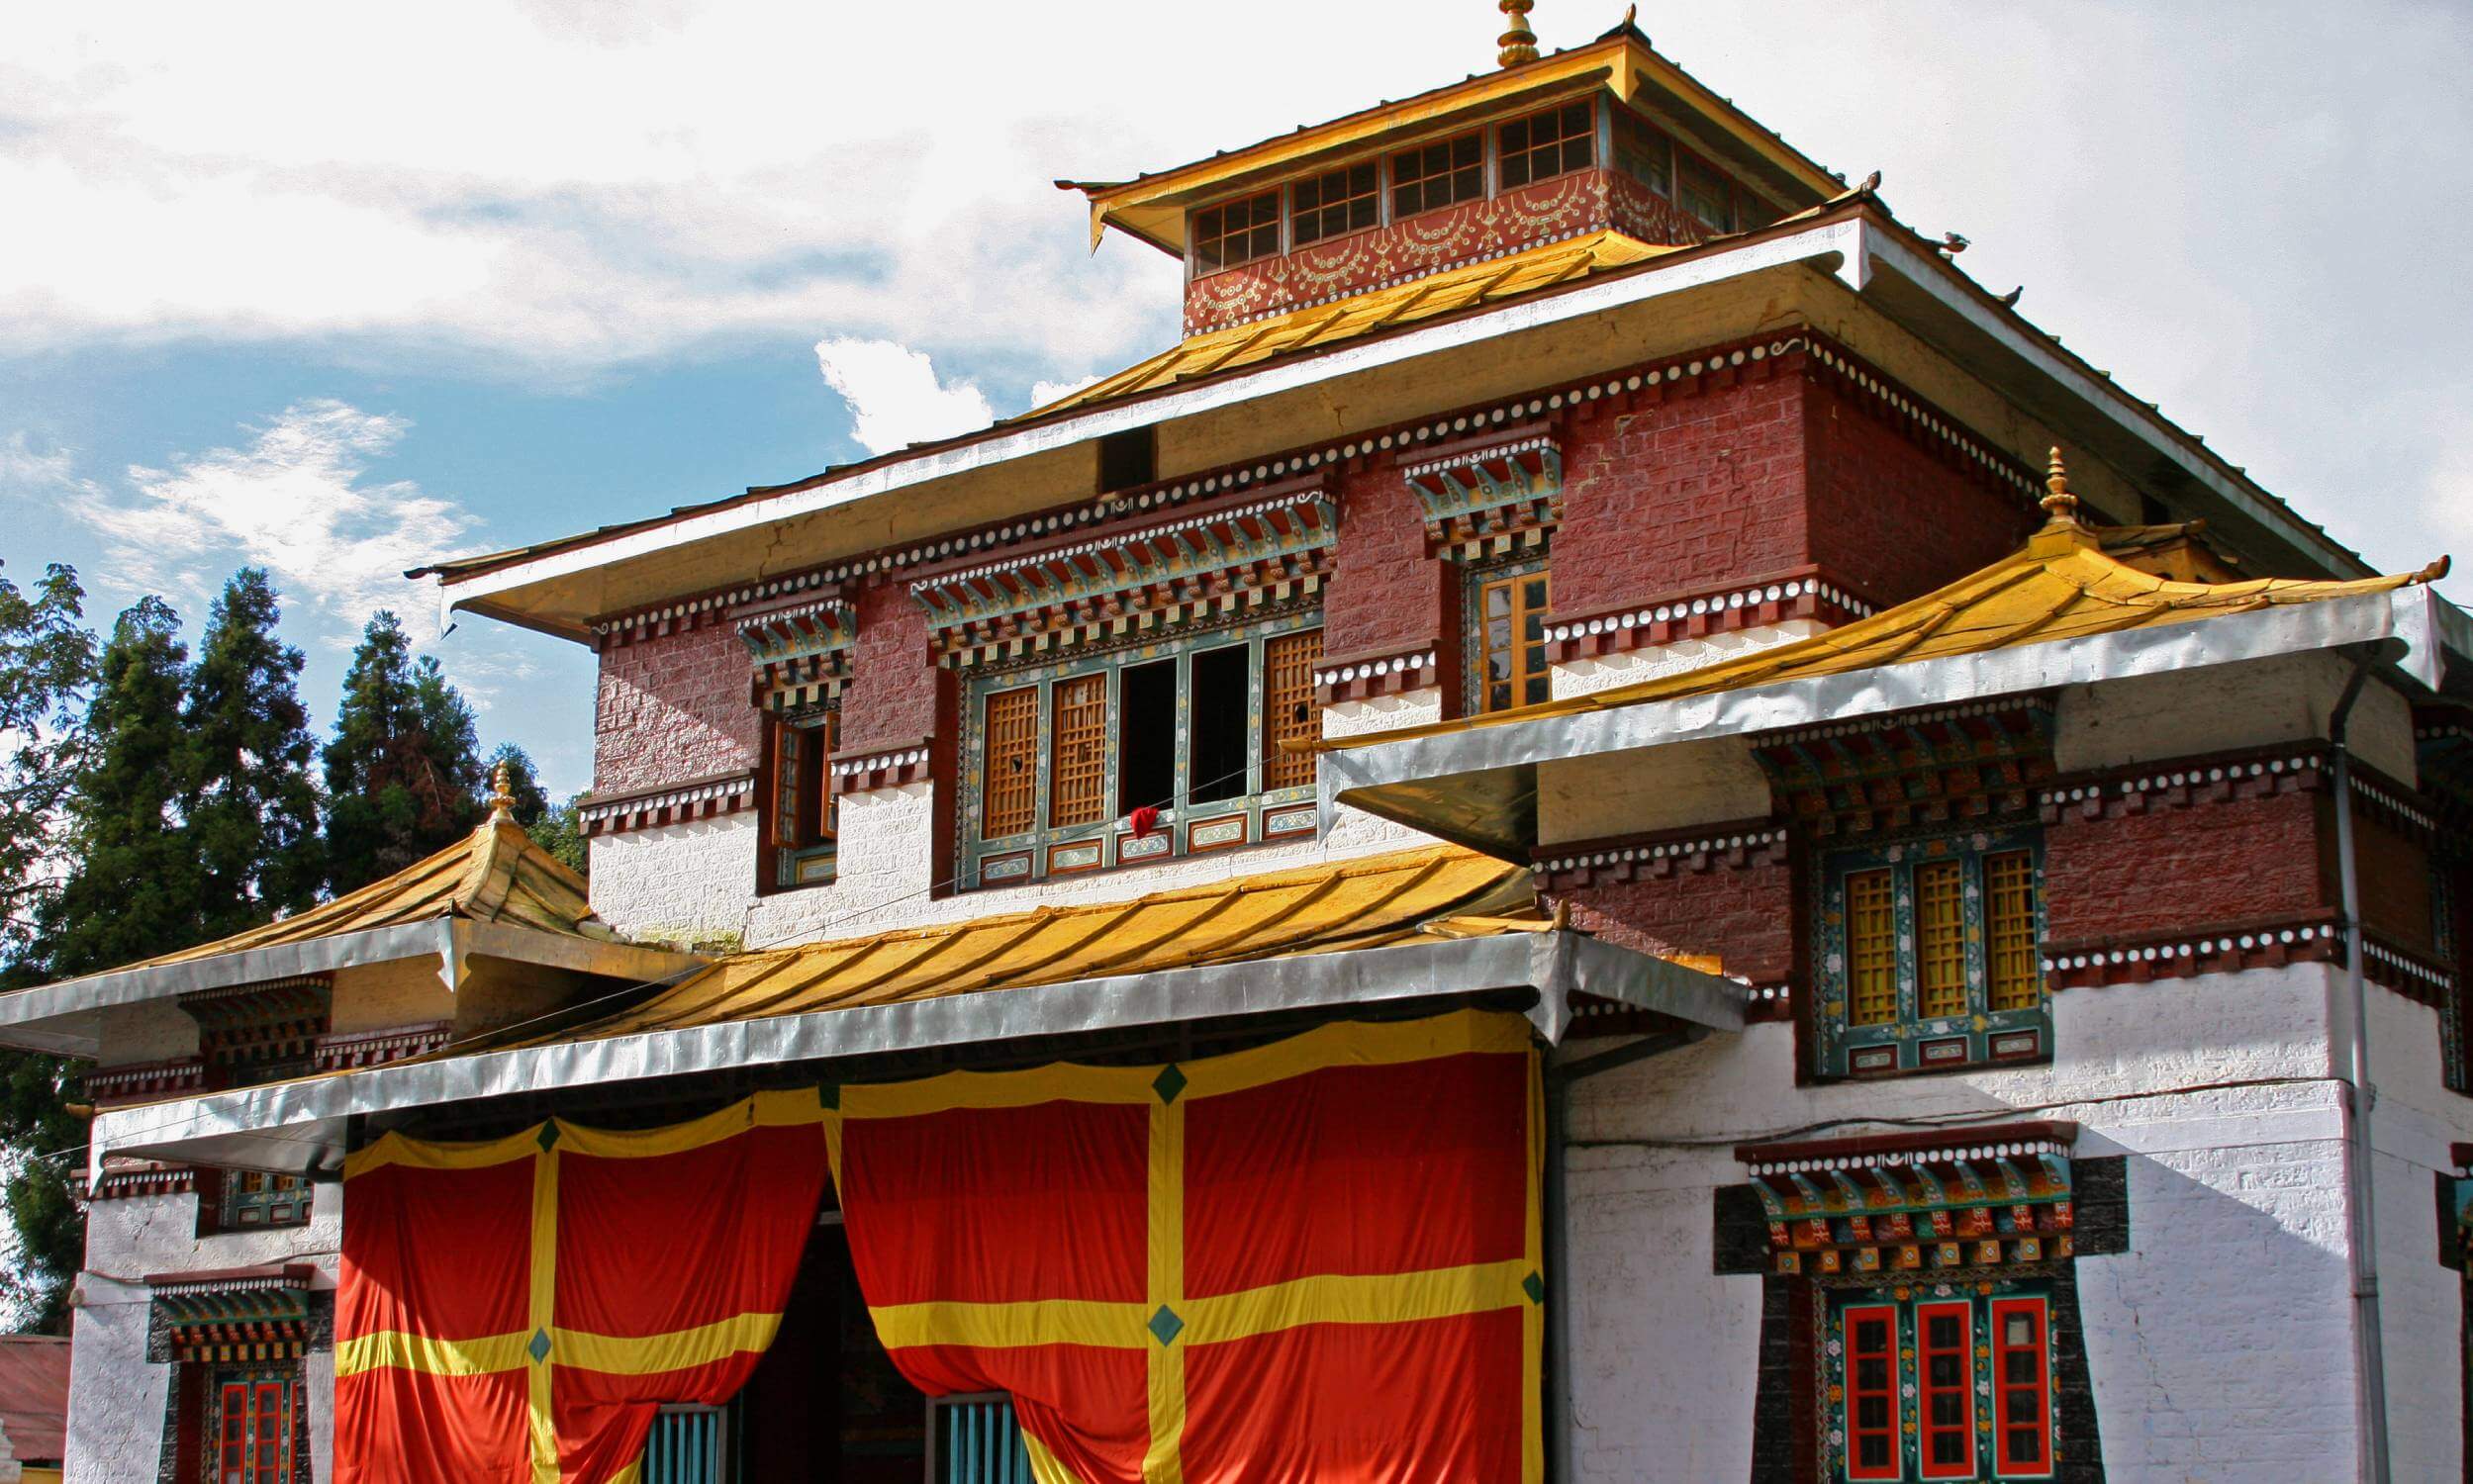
[334,1313,790,1381]
[827,1009,1545,1484]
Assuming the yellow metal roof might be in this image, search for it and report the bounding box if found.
[564,843,1532,1041]
[1319,458,2449,754]
[1019,230,1672,422]
[123,814,609,974]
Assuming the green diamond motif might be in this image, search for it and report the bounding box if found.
[819,1083,840,1110]
[535,1123,561,1152]
[1148,1305,1185,1346]
[1522,1270,1546,1305]
[1152,1065,1188,1104]
[527,1329,552,1363]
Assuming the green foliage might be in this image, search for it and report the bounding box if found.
[0,563,99,960]
[528,795,589,880]
[183,570,322,934]
[322,611,484,894]
[35,597,205,978]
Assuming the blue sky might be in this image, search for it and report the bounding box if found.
[3,0,2468,794]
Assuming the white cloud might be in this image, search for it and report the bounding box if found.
[57,401,479,637]
[814,338,995,455]
[1029,375,1102,410]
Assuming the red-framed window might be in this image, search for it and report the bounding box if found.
[1841,1302,1900,1481]
[1992,1297,2055,1476]
[215,1376,292,1484]
[1915,1300,1974,1479]
[1191,190,1282,274]
[1290,160,1379,246]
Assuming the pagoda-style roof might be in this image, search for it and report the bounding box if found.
[1021,229,1673,421]
[0,808,704,1058]
[1060,16,1842,258]
[1316,456,2455,858]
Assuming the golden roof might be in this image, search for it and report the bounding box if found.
[1318,453,2449,753]
[1021,230,1672,421]
[556,843,1532,1042]
[122,816,609,974]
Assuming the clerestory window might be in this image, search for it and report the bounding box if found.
[965,617,1322,887]
[1191,190,1283,274]
[1389,132,1485,219]
[1496,100,1595,189]
[1290,160,1379,246]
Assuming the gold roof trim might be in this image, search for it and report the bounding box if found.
[117,816,611,976]
[554,843,1533,1043]
[1019,229,1674,422]
[1316,452,2450,753]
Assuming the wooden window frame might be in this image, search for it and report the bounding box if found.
[1814,826,2048,1078]
[1463,552,1552,716]
[958,613,1322,888]
[1675,144,1733,232]
[218,1169,313,1232]
[1189,189,1284,276]
[757,705,838,895]
[1495,99,1597,191]
[1840,1300,1901,1482]
[1289,158,1381,247]
[1914,1300,1975,1480]
[211,1369,295,1484]
[1388,130,1486,220]
[1610,105,1672,199]
[1991,1296,2055,1478]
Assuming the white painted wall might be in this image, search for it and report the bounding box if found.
[587,812,759,947]
[1547,620,1824,700]
[1557,963,2426,1483]
[67,1185,341,1484]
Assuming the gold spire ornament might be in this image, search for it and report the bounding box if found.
[1497,0,1539,66]
[490,761,517,819]
[2042,446,2081,522]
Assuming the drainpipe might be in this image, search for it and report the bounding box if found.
[2330,653,2393,1484]
[1542,1027,1704,1484]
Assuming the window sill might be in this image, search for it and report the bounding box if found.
[962,827,1320,897]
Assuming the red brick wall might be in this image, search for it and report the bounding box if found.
[2355,814,2436,956]
[1323,463,1453,663]
[594,621,759,795]
[1549,859,1797,985]
[1803,375,2035,608]
[2043,789,2330,946]
[837,582,950,756]
[1549,365,1810,621]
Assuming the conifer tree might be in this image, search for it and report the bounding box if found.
[0,562,95,1332]
[322,612,484,893]
[183,570,321,935]
[35,597,203,978]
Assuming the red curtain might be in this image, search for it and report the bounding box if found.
[829,1009,1544,1482]
[334,1090,828,1484]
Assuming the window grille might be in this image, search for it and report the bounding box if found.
[981,687,1040,841]
[1389,132,1484,218]
[1496,101,1594,189]
[1047,674,1109,828]
[213,1372,293,1484]
[1260,629,1322,792]
[1816,828,2048,1076]
[1290,160,1379,246]
[1191,190,1281,273]
[221,1170,312,1230]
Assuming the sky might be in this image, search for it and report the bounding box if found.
[1,0,2467,795]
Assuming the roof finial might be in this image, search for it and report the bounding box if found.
[1498,0,1540,66]
[489,761,517,820]
[2043,446,2081,522]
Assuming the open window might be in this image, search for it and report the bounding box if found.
[763,707,837,892]
[966,618,1323,886]
[1465,555,1552,714]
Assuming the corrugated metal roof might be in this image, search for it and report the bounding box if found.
[1018,230,1674,421]
[559,843,1533,1042]
[1319,473,2449,754]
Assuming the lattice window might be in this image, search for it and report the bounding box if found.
[214,1372,294,1484]
[221,1170,312,1230]
[1497,100,1594,189]
[1470,558,1551,714]
[1845,870,1898,1028]
[1191,190,1281,273]
[1818,829,2046,1077]
[1390,132,1483,218]
[1260,629,1322,792]
[1985,849,2040,1011]
[1827,1290,2052,1484]
[1048,674,1109,828]
[1914,860,1968,1020]
[982,687,1039,840]
[1291,160,1379,246]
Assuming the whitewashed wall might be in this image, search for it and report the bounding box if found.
[1558,963,2410,1483]
[67,1186,341,1484]
[587,812,759,948]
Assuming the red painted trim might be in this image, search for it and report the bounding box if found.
[1992,1295,2055,1478]
[1841,1301,1901,1481]
[1915,1299,1976,1479]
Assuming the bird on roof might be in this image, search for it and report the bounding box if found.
[1939,232,1970,257]
[1856,170,1882,194]
[1998,287,2024,307]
